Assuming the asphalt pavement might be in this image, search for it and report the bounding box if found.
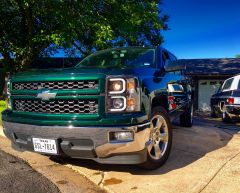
[0,149,60,193]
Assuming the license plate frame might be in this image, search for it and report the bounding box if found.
[32,137,58,155]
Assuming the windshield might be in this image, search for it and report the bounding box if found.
[75,48,155,69]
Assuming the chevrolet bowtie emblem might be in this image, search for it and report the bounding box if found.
[37,90,56,101]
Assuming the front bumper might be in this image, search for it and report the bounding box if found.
[2,121,150,164]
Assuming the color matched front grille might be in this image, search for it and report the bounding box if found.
[13,99,98,114]
[12,80,98,91]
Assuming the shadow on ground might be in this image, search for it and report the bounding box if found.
[50,117,237,175]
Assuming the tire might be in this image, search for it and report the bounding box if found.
[222,112,232,123]
[180,103,193,127]
[210,106,218,118]
[222,105,232,123]
[139,106,172,170]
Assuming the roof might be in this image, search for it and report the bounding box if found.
[181,58,240,76]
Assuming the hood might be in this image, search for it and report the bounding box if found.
[11,67,154,82]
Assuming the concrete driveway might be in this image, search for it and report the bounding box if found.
[1,117,240,193]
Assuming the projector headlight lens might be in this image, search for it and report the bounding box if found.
[108,78,125,94]
[109,96,126,112]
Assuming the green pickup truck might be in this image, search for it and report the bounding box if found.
[2,47,193,169]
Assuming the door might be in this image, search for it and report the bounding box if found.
[168,82,188,113]
[198,80,222,111]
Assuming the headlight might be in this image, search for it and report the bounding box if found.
[108,78,126,94]
[106,77,140,112]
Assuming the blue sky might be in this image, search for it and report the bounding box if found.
[162,0,240,59]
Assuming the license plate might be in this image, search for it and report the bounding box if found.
[32,138,58,154]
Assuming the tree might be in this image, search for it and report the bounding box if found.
[236,54,240,58]
[0,0,64,72]
[0,0,168,73]
[61,0,169,57]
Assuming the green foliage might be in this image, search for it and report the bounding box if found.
[236,54,240,58]
[0,100,6,108]
[0,0,168,72]
[0,0,63,72]
[0,100,6,124]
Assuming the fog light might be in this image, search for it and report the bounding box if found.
[109,131,134,142]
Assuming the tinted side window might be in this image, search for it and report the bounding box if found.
[169,53,177,61]
[222,78,234,91]
[167,71,182,75]
[162,51,170,66]
[168,84,184,92]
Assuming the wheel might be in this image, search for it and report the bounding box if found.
[222,105,232,123]
[210,106,218,118]
[139,106,172,170]
[180,103,193,127]
[222,111,232,123]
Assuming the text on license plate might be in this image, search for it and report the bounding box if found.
[32,138,58,154]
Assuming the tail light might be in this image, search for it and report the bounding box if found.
[227,98,234,104]
[168,96,177,110]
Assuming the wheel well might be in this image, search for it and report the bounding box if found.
[152,96,168,112]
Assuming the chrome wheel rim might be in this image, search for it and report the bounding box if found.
[148,115,169,160]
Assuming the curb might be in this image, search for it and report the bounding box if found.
[0,126,107,193]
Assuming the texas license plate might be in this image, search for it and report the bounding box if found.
[32,138,58,154]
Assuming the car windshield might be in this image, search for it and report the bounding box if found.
[75,48,155,69]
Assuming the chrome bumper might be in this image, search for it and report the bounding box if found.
[225,105,240,117]
[2,121,151,164]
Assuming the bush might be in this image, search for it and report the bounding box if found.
[0,100,6,108]
[0,100,6,124]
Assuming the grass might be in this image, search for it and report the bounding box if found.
[0,100,6,124]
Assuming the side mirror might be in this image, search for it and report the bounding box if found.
[153,68,165,82]
[154,68,165,77]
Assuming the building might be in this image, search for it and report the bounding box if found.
[183,58,240,111]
